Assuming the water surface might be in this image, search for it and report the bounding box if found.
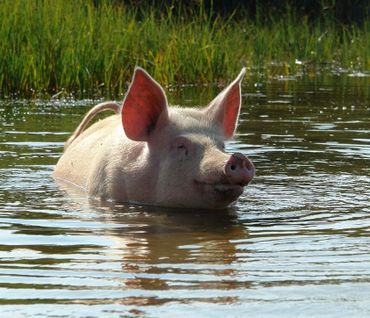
[0,72,369,317]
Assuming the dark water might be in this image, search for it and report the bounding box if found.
[0,72,369,317]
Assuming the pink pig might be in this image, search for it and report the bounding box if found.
[53,67,255,209]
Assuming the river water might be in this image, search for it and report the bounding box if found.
[0,72,369,317]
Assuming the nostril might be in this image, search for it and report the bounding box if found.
[225,153,255,186]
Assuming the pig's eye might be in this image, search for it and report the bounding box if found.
[172,137,190,156]
[177,143,188,155]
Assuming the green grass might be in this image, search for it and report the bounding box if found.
[0,0,368,97]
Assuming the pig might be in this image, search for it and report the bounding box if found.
[53,67,255,209]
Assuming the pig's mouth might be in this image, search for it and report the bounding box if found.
[194,180,244,204]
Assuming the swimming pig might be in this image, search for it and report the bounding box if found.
[53,67,254,208]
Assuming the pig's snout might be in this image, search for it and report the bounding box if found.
[224,153,254,186]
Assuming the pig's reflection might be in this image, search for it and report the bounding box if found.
[106,203,246,260]
[101,202,249,296]
[56,180,249,300]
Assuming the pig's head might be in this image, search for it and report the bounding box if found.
[121,67,254,209]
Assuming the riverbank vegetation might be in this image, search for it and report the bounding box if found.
[0,0,368,97]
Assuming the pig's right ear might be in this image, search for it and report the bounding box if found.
[204,67,246,139]
[121,67,169,141]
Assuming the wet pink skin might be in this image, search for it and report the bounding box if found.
[225,152,255,186]
[194,152,255,207]
[53,67,255,209]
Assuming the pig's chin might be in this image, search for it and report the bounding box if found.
[194,180,244,207]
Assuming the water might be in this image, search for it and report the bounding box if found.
[0,72,369,317]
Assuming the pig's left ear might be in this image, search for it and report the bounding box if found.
[205,67,246,139]
[122,67,169,141]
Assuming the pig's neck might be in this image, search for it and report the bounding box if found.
[108,137,161,205]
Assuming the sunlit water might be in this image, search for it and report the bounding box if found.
[0,72,369,317]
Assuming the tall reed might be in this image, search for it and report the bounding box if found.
[0,0,368,97]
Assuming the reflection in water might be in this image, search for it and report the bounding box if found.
[106,206,247,302]
[56,182,249,303]
[0,73,370,317]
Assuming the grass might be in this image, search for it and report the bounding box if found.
[0,0,368,97]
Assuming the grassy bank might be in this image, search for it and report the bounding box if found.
[0,0,368,97]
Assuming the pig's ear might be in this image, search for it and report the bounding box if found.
[205,67,246,139]
[122,67,169,141]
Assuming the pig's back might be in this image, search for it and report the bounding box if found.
[53,114,121,190]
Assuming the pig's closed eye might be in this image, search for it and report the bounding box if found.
[172,136,191,156]
[177,144,188,155]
